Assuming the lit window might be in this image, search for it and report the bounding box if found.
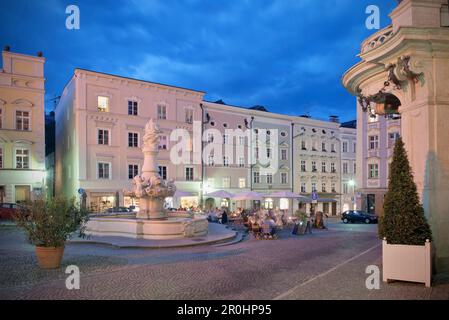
[222,177,231,188]
[128,164,139,179]
[98,96,109,112]
[98,129,110,145]
[15,148,29,169]
[239,178,246,189]
[157,104,167,120]
[16,111,30,131]
[369,164,379,179]
[128,132,139,147]
[128,100,138,116]
[98,162,110,179]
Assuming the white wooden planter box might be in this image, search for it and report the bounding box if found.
[382,239,432,287]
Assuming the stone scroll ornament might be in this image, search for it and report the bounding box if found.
[357,56,423,117]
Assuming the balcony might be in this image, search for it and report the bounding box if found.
[361,25,394,54]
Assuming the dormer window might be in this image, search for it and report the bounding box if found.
[98,96,109,112]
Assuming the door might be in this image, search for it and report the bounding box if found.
[332,202,337,216]
[367,194,376,214]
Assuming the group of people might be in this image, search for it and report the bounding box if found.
[206,207,229,224]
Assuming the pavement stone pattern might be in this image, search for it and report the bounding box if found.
[0,222,448,300]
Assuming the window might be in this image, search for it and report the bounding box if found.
[267,148,272,158]
[322,142,327,152]
[343,182,348,194]
[354,163,357,174]
[98,129,110,145]
[312,161,317,172]
[222,177,231,188]
[128,164,139,179]
[239,178,246,189]
[331,182,336,193]
[343,162,348,174]
[321,162,326,173]
[158,166,167,180]
[185,167,194,181]
[238,136,245,145]
[128,100,138,115]
[0,147,3,168]
[342,141,348,153]
[159,135,168,150]
[15,148,29,169]
[157,104,167,120]
[238,157,245,168]
[98,162,110,179]
[301,182,306,193]
[185,109,193,124]
[321,182,326,193]
[223,156,229,167]
[253,172,260,184]
[369,135,379,150]
[388,132,400,148]
[223,134,229,144]
[255,147,259,160]
[331,143,336,153]
[311,182,317,192]
[369,164,379,179]
[207,154,214,166]
[353,142,356,153]
[0,108,2,128]
[331,163,336,173]
[301,141,307,150]
[281,172,288,184]
[280,131,287,137]
[281,149,287,161]
[301,160,306,172]
[266,173,273,184]
[128,132,139,147]
[207,133,214,143]
[97,96,109,112]
[207,178,214,188]
[16,111,30,131]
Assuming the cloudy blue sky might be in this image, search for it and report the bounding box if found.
[0,0,397,122]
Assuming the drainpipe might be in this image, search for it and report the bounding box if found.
[246,116,255,191]
[200,103,206,208]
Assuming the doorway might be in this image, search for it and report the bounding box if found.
[367,194,376,214]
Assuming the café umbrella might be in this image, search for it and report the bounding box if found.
[205,190,235,199]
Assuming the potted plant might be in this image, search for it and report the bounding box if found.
[13,197,89,269]
[379,137,433,287]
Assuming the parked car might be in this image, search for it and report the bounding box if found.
[105,207,131,213]
[341,210,378,224]
[0,203,23,220]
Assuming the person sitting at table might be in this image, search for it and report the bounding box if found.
[221,209,228,225]
[265,216,277,237]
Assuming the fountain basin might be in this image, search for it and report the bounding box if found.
[86,214,209,240]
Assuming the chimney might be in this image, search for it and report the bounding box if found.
[4,45,10,52]
[329,115,339,123]
[37,51,43,57]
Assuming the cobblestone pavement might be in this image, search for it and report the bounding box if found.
[0,222,447,300]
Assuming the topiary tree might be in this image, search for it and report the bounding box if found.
[379,137,432,245]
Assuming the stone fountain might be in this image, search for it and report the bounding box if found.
[85,119,208,240]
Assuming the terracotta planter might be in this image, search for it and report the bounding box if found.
[35,246,65,269]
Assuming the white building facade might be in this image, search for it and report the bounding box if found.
[339,120,357,212]
[0,50,46,203]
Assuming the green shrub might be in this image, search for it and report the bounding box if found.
[379,137,432,245]
[13,197,89,247]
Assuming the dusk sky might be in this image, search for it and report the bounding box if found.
[0,0,397,122]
